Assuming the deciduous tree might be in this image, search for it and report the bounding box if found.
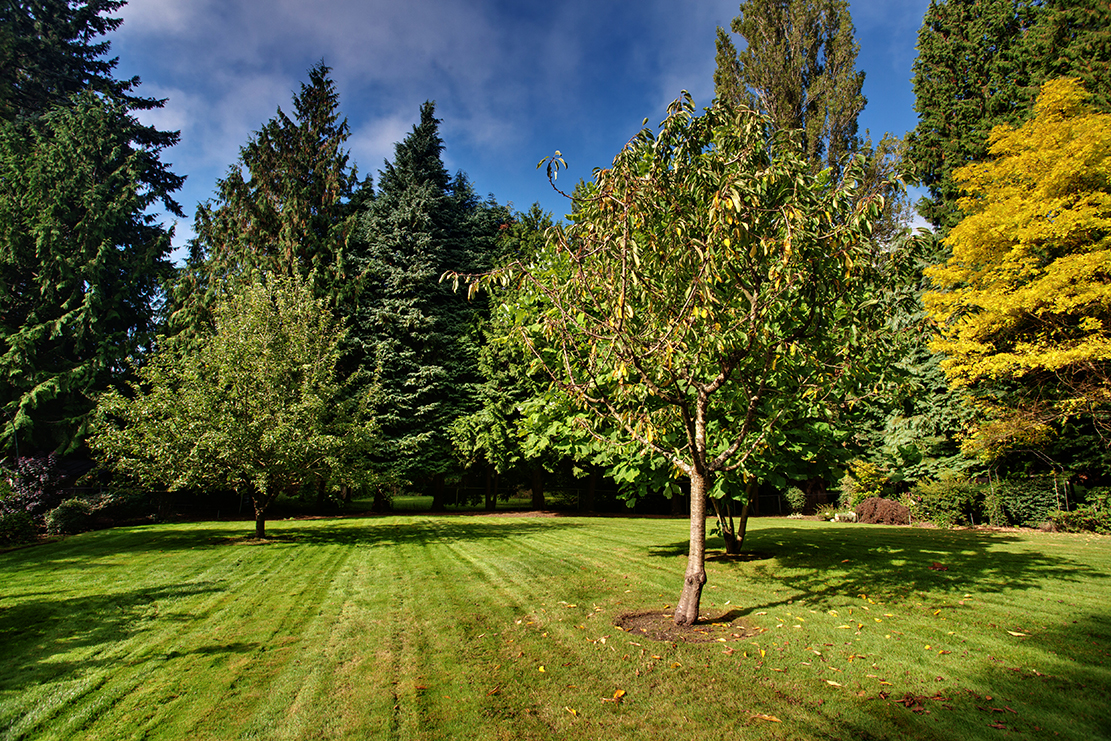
[714,0,865,181]
[91,277,375,538]
[455,95,885,625]
[924,78,1111,458]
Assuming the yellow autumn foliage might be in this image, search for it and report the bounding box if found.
[924,78,1111,453]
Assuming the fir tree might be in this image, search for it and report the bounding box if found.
[354,102,501,503]
[0,0,180,454]
[906,0,1037,233]
[174,62,362,334]
[1024,0,1111,111]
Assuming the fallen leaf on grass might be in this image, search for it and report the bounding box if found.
[929,563,948,571]
[602,689,626,705]
[564,707,578,716]
[826,680,842,687]
[487,686,500,696]
[1007,631,1029,637]
[751,713,781,723]
[538,666,546,673]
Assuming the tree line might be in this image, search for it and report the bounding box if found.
[2,0,1110,618]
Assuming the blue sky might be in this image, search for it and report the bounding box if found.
[111,0,931,252]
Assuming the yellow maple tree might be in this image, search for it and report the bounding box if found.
[924,77,1111,457]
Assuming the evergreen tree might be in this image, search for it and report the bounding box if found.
[0,0,180,455]
[1023,0,1111,111]
[450,204,559,510]
[0,0,182,211]
[354,102,500,503]
[906,0,1037,233]
[173,62,362,334]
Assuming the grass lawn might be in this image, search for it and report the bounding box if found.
[1,515,1108,740]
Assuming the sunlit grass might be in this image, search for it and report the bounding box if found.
[0,516,1107,740]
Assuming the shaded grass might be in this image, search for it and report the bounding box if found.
[0,517,1108,740]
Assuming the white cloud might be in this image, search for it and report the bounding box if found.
[116,0,205,35]
[348,113,416,176]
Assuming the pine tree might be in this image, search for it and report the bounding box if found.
[0,0,180,454]
[174,62,362,334]
[354,102,499,502]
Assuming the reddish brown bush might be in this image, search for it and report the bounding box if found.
[855,497,910,525]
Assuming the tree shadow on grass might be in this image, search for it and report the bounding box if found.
[0,581,237,693]
[650,524,1111,740]
[271,517,586,549]
[807,609,1111,741]
[650,524,1105,610]
[1,517,588,562]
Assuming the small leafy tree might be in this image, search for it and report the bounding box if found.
[91,277,376,538]
[455,95,885,625]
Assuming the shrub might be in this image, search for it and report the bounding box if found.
[1,454,65,517]
[983,486,1008,527]
[855,496,910,525]
[997,477,1063,527]
[0,511,36,544]
[784,486,807,514]
[44,498,94,535]
[816,503,838,521]
[839,460,886,509]
[1048,489,1111,534]
[905,474,984,528]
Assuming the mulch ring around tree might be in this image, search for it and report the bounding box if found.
[614,611,765,644]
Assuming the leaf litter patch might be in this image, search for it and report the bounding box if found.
[614,611,764,644]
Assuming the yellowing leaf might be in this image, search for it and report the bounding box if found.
[538,666,546,673]
[564,707,578,716]
[751,713,781,723]
[826,680,842,687]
